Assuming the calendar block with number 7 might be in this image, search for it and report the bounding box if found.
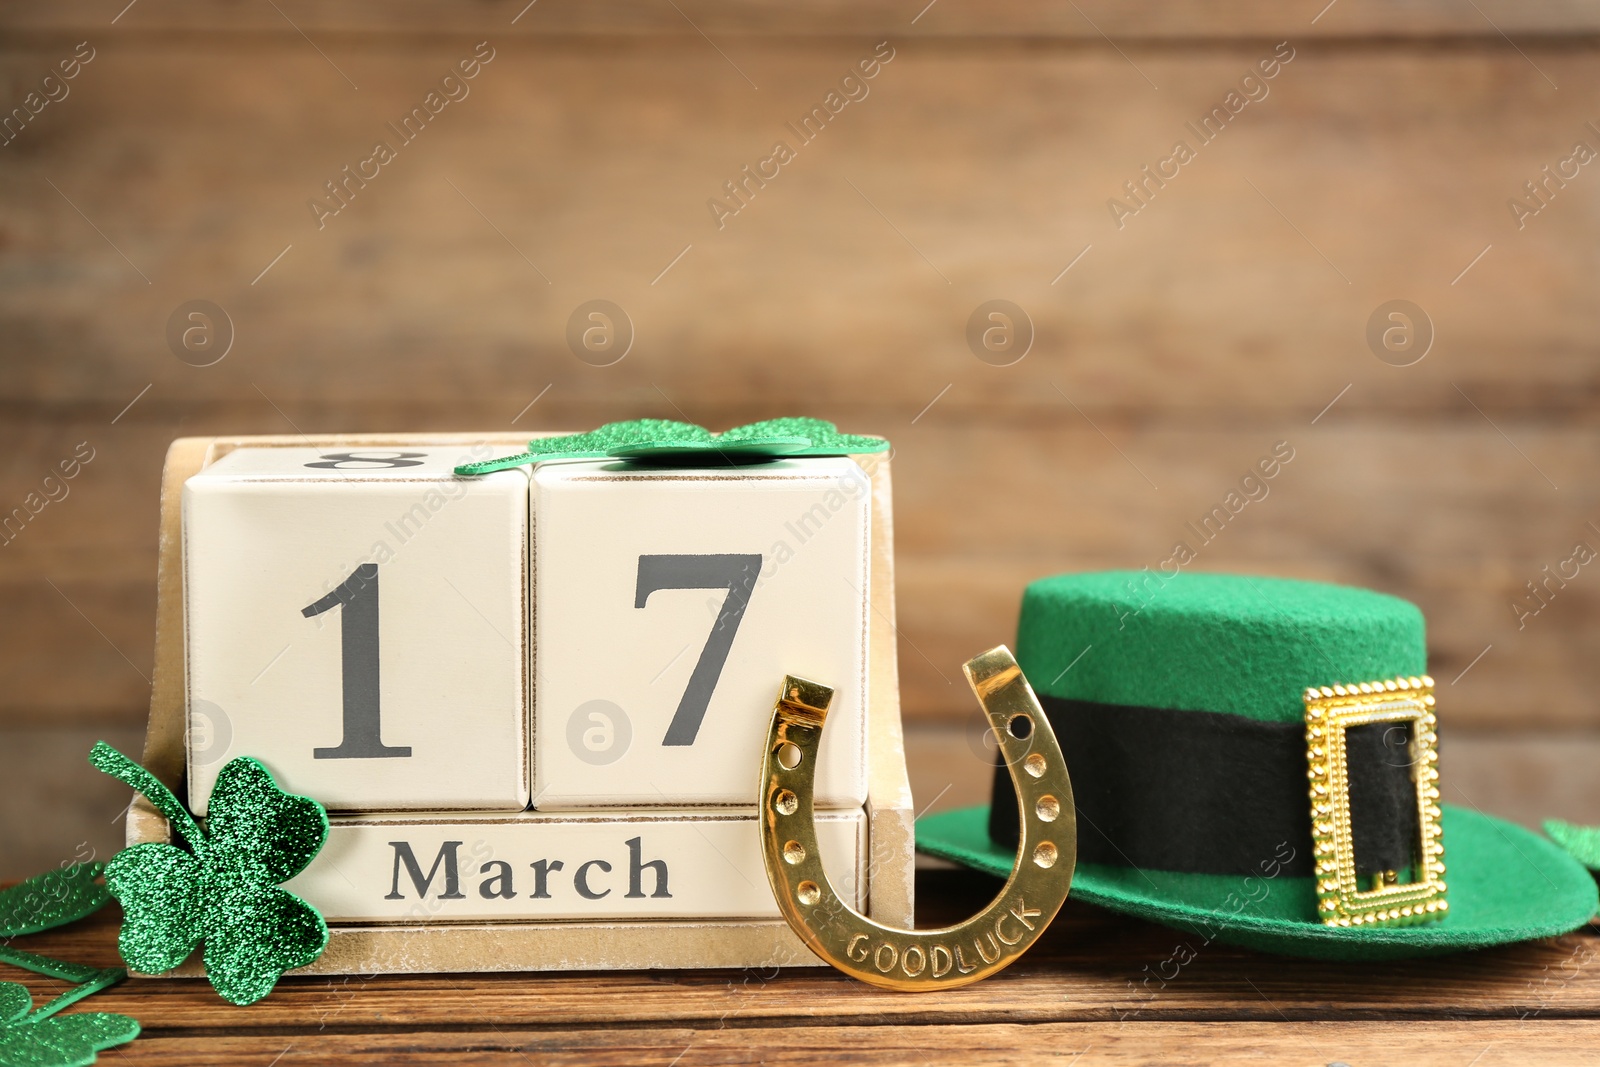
[532,458,871,808]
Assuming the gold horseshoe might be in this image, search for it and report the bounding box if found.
[760,644,1076,990]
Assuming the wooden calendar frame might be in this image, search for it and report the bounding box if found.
[129,433,915,975]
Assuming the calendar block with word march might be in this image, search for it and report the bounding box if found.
[128,433,913,976]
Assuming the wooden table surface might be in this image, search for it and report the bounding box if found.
[7,867,1599,1065]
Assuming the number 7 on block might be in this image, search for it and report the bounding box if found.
[635,553,761,747]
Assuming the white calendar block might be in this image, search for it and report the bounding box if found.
[183,445,529,815]
[533,457,871,809]
[285,807,866,922]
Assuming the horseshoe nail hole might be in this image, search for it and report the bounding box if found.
[777,742,803,770]
[1023,753,1047,778]
[783,840,807,865]
[1033,841,1059,869]
[1036,795,1060,822]
[1007,714,1033,740]
[774,789,798,815]
[796,880,821,906]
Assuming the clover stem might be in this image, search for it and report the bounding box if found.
[88,742,207,858]
[0,944,101,985]
[454,450,543,477]
[25,967,127,1024]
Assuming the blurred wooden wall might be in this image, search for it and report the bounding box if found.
[2,1,1599,874]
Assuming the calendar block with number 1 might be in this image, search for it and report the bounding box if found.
[182,445,530,815]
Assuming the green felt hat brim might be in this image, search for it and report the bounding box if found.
[917,803,1598,960]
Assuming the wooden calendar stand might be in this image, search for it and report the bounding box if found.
[129,433,915,976]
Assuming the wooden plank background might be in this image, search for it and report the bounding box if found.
[3,1,1599,876]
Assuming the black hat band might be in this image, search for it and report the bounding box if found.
[988,695,1420,879]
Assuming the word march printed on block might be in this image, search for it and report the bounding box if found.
[286,808,865,922]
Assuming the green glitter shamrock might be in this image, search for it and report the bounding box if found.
[0,866,109,939]
[1545,819,1600,871]
[455,416,890,476]
[89,742,330,1006]
[0,964,138,1067]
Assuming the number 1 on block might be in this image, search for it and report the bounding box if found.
[303,563,411,760]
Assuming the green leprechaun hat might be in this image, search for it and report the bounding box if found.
[916,571,1598,959]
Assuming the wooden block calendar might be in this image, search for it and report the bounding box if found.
[129,433,914,976]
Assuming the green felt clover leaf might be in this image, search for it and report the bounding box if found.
[0,971,139,1067]
[1545,819,1600,871]
[89,743,330,1006]
[0,987,29,1027]
[455,416,889,475]
[716,417,888,455]
[0,1012,141,1067]
[0,866,110,938]
[513,418,716,461]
